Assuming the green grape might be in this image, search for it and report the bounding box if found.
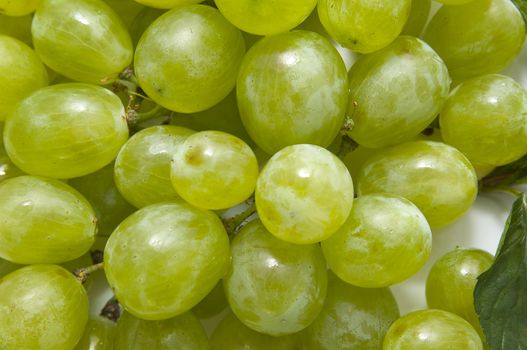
[440,74,527,167]
[426,249,494,341]
[192,281,228,320]
[0,35,48,121]
[423,0,525,82]
[317,0,411,53]
[0,123,24,183]
[129,6,165,46]
[114,125,193,208]
[0,0,39,16]
[223,219,328,336]
[322,194,432,288]
[4,83,129,179]
[114,311,208,349]
[256,144,353,244]
[215,0,316,35]
[171,131,259,210]
[74,317,116,350]
[103,0,145,29]
[347,36,450,148]
[0,14,32,45]
[0,258,21,278]
[473,162,495,180]
[237,30,348,155]
[134,5,245,113]
[211,312,302,349]
[0,264,89,350]
[401,0,431,36]
[69,163,135,236]
[0,176,96,264]
[357,141,478,228]
[383,309,483,350]
[133,0,203,9]
[436,0,476,4]
[303,273,400,349]
[105,202,230,320]
[32,0,133,84]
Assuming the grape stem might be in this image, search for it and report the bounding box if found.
[337,135,358,160]
[100,296,121,322]
[73,262,104,284]
[222,197,256,236]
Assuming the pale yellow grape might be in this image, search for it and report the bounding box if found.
[171,131,259,210]
[357,141,478,228]
[133,0,202,9]
[134,5,245,113]
[0,0,39,16]
[0,176,96,264]
[347,36,450,148]
[0,35,48,121]
[215,0,316,35]
[0,14,33,45]
[322,194,432,288]
[318,0,411,53]
[4,83,129,179]
[104,202,230,320]
[32,0,133,84]
[114,125,193,208]
[401,0,431,36]
[0,265,89,350]
[256,144,354,244]
[440,74,527,166]
[424,0,525,82]
[224,220,328,336]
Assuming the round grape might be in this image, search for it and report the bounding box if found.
[74,317,115,350]
[0,0,39,16]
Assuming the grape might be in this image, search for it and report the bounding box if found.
[317,0,411,53]
[129,6,165,46]
[104,202,230,320]
[134,5,245,113]
[423,0,525,82]
[192,281,228,319]
[211,312,302,350]
[4,83,129,179]
[215,0,316,35]
[256,144,353,244]
[103,0,145,29]
[440,74,527,167]
[133,0,203,9]
[74,317,116,350]
[401,0,431,36]
[0,35,48,121]
[171,131,259,210]
[0,0,39,16]
[0,124,23,183]
[223,219,328,336]
[32,0,133,84]
[383,309,483,350]
[237,30,348,155]
[347,36,450,148]
[357,141,478,228]
[0,265,89,350]
[0,258,20,278]
[114,125,193,208]
[322,194,432,288]
[0,14,32,45]
[303,273,400,349]
[436,0,476,4]
[114,311,208,349]
[69,163,135,236]
[426,249,494,341]
[0,176,96,264]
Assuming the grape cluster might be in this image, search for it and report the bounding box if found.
[0,0,524,349]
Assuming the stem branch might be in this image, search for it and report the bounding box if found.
[74,262,104,284]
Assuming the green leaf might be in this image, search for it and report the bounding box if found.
[474,194,527,350]
[512,0,527,26]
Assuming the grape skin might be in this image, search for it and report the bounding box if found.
[0,14,33,46]
[74,317,116,350]
[133,0,203,9]
[0,0,39,16]
[401,0,431,37]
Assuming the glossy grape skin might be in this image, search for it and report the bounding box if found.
[0,265,89,350]
[0,0,39,16]
[426,249,494,340]
[237,30,348,155]
[318,0,411,53]
[0,176,96,264]
[32,0,133,84]
[215,0,315,35]
[347,36,450,148]
[357,141,478,228]
[74,317,116,350]
[69,163,135,236]
[105,202,230,320]
[256,144,354,244]
[224,220,328,336]
[423,0,525,82]
[383,309,483,350]
[401,0,431,36]
[0,14,32,45]
[192,281,228,320]
[440,74,527,167]
[0,35,48,121]
[135,5,245,113]
[322,194,432,288]
[211,312,302,350]
[5,83,128,179]
[171,131,259,210]
[114,125,193,208]
[113,311,208,350]
[304,273,400,349]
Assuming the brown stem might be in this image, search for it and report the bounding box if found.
[74,262,104,284]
